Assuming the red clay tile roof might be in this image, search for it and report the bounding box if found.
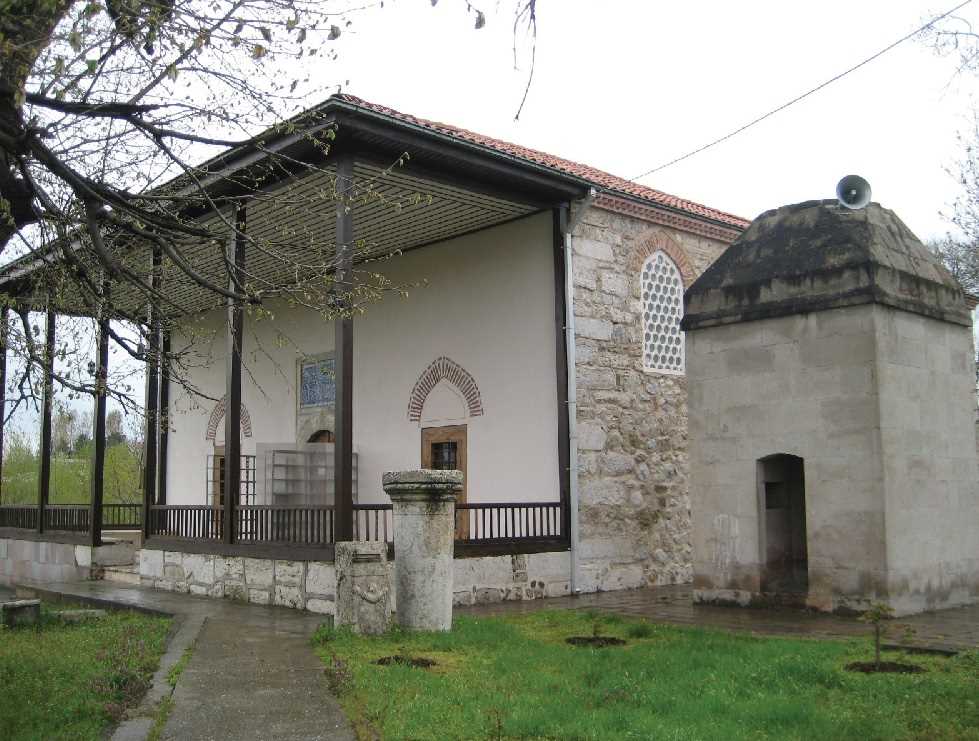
[335,95,751,230]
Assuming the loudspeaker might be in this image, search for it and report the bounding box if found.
[836,175,872,210]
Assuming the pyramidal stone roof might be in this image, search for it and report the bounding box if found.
[681,200,971,330]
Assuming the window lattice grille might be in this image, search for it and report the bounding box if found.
[641,251,684,374]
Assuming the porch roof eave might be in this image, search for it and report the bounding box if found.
[0,100,595,320]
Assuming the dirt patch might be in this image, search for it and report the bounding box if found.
[374,655,437,669]
[566,636,627,648]
[845,661,926,674]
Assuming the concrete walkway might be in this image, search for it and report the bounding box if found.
[16,580,354,741]
[460,584,979,654]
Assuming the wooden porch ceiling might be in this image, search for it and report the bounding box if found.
[3,159,539,319]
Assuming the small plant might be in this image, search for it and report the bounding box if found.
[859,602,894,669]
[592,616,604,639]
[311,622,337,645]
[323,653,352,696]
[627,621,655,639]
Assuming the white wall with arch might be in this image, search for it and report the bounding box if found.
[164,212,561,505]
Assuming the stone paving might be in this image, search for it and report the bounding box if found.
[15,580,354,741]
[460,585,979,654]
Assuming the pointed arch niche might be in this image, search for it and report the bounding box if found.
[407,357,484,423]
[205,394,254,441]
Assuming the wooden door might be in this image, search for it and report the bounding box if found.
[421,425,467,539]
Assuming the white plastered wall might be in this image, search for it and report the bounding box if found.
[164,212,560,506]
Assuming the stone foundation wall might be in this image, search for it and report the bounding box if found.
[571,206,730,591]
[138,550,337,614]
[138,548,571,613]
[0,538,94,585]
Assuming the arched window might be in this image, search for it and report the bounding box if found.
[640,251,685,374]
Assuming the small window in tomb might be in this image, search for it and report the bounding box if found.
[300,357,335,408]
[640,251,685,374]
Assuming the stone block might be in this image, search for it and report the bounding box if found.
[274,585,304,609]
[182,554,214,585]
[452,590,475,606]
[243,558,275,588]
[249,589,272,605]
[306,598,335,615]
[306,562,335,596]
[577,317,612,341]
[600,271,629,296]
[164,551,183,565]
[2,599,40,627]
[454,556,512,588]
[274,560,304,587]
[474,587,503,603]
[0,540,7,560]
[74,546,92,568]
[578,422,606,451]
[574,238,614,262]
[224,582,247,602]
[162,563,185,581]
[54,609,106,623]
[214,556,244,582]
[190,584,208,596]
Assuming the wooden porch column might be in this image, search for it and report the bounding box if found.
[89,285,110,547]
[334,155,354,542]
[37,309,55,534]
[223,205,246,545]
[0,306,7,505]
[157,330,170,505]
[141,248,161,538]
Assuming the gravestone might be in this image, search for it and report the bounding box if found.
[1,599,41,627]
[334,541,391,635]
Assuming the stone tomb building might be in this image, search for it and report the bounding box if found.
[683,200,979,615]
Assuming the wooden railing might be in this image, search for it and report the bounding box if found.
[236,505,334,546]
[354,504,393,543]
[102,503,142,530]
[149,505,222,540]
[456,502,563,544]
[44,504,90,532]
[141,500,568,554]
[0,505,39,529]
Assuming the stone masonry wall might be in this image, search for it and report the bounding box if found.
[571,205,730,592]
[138,548,571,613]
[0,538,94,585]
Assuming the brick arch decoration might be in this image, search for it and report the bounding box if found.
[408,356,484,422]
[205,395,253,441]
[631,230,696,287]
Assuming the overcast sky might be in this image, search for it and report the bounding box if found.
[325,0,979,242]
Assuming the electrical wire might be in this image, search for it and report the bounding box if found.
[631,0,973,181]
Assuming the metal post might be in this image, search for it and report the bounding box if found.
[0,306,7,506]
[223,205,246,545]
[37,309,55,534]
[157,330,170,505]
[142,248,161,539]
[334,155,354,542]
[89,285,110,547]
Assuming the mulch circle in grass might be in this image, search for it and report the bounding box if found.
[374,655,437,669]
[566,636,627,648]
[845,661,926,674]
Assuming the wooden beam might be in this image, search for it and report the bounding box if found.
[553,208,572,541]
[157,330,170,505]
[89,285,110,548]
[223,205,246,545]
[0,306,7,506]
[142,249,162,538]
[37,309,55,534]
[333,154,354,543]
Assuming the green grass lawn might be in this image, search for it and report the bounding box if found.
[0,607,171,741]
[314,610,979,740]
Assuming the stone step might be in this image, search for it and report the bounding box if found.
[102,564,140,586]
